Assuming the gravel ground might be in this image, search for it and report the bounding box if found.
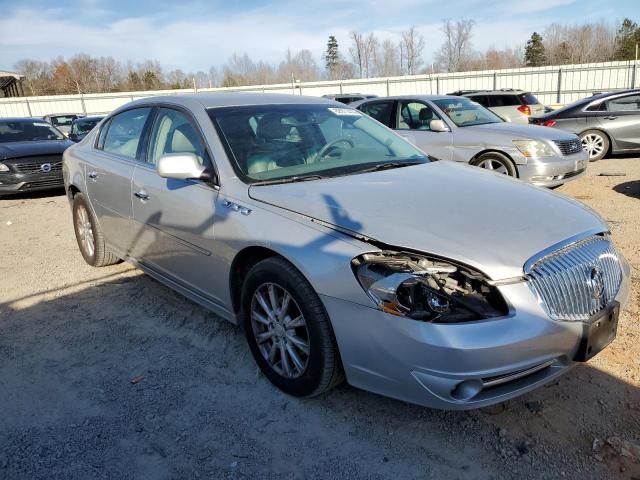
[1,158,639,480]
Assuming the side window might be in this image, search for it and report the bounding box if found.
[397,101,440,131]
[359,101,393,126]
[605,94,640,112]
[96,118,112,149]
[103,108,152,159]
[489,95,519,107]
[147,108,207,166]
[470,95,489,107]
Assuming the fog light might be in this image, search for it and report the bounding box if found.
[451,379,483,401]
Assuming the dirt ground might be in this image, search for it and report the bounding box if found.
[1,158,639,480]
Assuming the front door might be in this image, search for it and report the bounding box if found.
[394,100,453,160]
[130,107,223,305]
[85,107,153,255]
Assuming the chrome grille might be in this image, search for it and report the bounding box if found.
[12,160,62,174]
[527,235,622,321]
[553,139,583,156]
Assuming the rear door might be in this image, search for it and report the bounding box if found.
[598,93,640,151]
[130,106,223,304]
[357,100,394,127]
[85,107,153,255]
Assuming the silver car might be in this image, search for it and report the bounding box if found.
[354,95,588,188]
[63,93,630,410]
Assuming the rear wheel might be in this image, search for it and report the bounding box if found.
[72,193,119,267]
[241,257,343,397]
[471,152,517,177]
[580,130,609,162]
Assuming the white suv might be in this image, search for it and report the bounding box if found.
[450,89,545,124]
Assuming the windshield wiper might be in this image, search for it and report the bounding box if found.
[355,160,425,174]
[251,174,327,186]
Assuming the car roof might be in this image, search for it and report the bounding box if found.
[0,117,52,123]
[357,94,465,102]
[44,113,81,117]
[463,90,526,96]
[126,93,343,111]
[73,115,104,122]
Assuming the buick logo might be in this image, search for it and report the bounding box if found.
[589,266,605,300]
[40,163,52,173]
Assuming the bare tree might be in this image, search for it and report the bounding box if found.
[544,21,616,65]
[373,39,401,77]
[349,32,377,78]
[14,59,54,96]
[399,27,425,75]
[435,19,476,72]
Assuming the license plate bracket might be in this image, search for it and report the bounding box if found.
[574,304,619,362]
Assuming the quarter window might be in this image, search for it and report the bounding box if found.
[358,101,393,126]
[102,108,152,159]
[147,108,207,165]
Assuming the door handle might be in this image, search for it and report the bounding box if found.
[604,116,617,120]
[88,171,98,179]
[134,190,150,200]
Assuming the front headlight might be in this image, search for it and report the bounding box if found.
[512,139,554,158]
[352,251,508,322]
[0,163,9,172]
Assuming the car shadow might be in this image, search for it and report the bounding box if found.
[1,274,638,479]
[613,180,640,200]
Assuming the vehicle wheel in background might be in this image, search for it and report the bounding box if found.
[471,152,517,177]
[580,130,609,162]
[241,257,344,397]
[72,193,120,267]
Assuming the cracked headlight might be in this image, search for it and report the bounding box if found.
[352,251,509,322]
[513,139,554,158]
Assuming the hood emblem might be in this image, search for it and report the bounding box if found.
[589,265,605,300]
[40,163,52,173]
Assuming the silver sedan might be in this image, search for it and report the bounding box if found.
[63,93,630,409]
[354,95,589,188]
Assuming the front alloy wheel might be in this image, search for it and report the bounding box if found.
[580,130,609,161]
[472,152,517,177]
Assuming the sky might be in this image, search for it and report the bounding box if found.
[0,0,636,73]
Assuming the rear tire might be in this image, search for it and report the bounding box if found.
[580,130,609,162]
[471,152,517,177]
[72,193,120,267]
[241,257,344,397]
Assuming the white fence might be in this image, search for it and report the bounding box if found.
[1,60,638,118]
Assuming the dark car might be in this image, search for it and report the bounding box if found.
[322,93,378,104]
[68,115,104,142]
[530,89,640,161]
[0,118,74,196]
[43,113,82,136]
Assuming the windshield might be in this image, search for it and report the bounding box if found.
[433,98,503,127]
[209,104,428,183]
[0,120,66,143]
[50,115,77,127]
[72,119,101,135]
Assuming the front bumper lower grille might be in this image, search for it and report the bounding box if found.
[527,235,623,321]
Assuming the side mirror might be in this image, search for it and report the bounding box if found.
[430,119,450,132]
[157,153,208,181]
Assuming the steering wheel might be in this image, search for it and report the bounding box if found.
[315,138,354,162]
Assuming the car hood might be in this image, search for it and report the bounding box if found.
[0,140,73,160]
[468,122,577,141]
[248,162,606,280]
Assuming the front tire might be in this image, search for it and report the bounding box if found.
[580,130,609,162]
[241,257,343,397]
[471,152,517,177]
[72,193,119,267]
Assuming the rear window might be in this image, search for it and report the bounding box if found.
[488,95,521,107]
[520,93,540,105]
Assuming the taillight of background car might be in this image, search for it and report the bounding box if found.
[517,105,532,116]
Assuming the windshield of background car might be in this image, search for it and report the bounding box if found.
[209,104,428,182]
[0,120,66,143]
[72,119,100,135]
[50,115,77,127]
[433,98,503,127]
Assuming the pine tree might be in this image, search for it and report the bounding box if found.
[614,18,640,60]
[524,32,546,67]
[325,36,340,79]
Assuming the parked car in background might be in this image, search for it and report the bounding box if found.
[0,118,73,196]
[448,89,545,124]
[43,113,83,136]
[354,95,588,188]
[322,93,378,104]
[530,89,640,161]
[68,115,104,142]
[64,93,629,410]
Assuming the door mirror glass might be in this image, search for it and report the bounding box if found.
[157,153,207,181]
[430,119,450,132]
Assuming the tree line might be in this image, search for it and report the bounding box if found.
[11,18,640,97]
